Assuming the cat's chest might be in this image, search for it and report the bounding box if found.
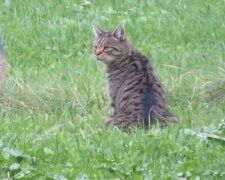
[108,76,123,98]
[107,70,127,99]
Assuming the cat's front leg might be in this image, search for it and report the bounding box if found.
[111,102,116,115]
[105,116,115,127]
[105,114,139,128]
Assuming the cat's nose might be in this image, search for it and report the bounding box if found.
[95,49,103,56]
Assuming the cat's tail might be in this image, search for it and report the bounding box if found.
[0,28,6,91]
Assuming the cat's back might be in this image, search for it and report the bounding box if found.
[131,50,154,72]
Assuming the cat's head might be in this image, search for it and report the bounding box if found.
[92,25,132,64]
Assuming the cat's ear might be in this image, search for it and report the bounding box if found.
[113,25,125,40]
[93,26,104,37]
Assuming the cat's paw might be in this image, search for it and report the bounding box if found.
[169,116,178,123]
[105,117,114,127]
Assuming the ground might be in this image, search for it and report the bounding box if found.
[0,0,225,179]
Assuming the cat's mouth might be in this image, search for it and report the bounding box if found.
[95,54,108,61]
[95,56,113,64]
[95,55,103,60]
[94,53,115,64]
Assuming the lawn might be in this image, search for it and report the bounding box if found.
[0,0,225,179]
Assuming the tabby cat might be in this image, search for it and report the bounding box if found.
[92,25,177,128]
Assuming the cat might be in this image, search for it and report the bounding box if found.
[92,25,178,128]
[0,31,6,92]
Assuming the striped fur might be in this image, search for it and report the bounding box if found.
[93,25,178,128]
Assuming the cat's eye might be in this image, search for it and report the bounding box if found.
[92,45,97,49]
[109,47,120,52]
[104,46,114,51]
[112,47,120,51]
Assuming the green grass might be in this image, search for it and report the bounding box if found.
[0,0,225,179]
